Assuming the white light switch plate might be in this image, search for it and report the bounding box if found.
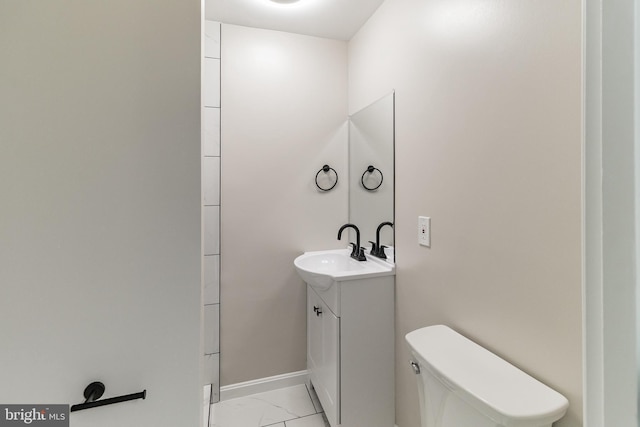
[418,216,430,247]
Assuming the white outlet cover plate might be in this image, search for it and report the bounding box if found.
[418,216,430,247]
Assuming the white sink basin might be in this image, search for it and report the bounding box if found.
[294,248,395,290]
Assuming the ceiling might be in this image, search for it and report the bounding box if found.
[205,0,386,41]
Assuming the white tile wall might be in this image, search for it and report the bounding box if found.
[204,205,220,256]
[204,58,220,108]
[204,20,221,59]
[204,255,220,305]
[203,20,221,402]
[203,108,221,156]
[212,353,220,402]
[203,157,220,206]
[204,304,220,354]
[203,353,220,401]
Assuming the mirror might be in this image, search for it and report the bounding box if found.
[348,92,395,262]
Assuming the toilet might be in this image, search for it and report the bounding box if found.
[405,325,569,427]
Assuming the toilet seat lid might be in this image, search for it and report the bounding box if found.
[405,325,569,426]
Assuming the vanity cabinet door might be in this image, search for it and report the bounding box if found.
[307,286,340,426]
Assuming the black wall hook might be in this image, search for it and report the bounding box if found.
[315,164,338,191]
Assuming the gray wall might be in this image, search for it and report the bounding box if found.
[0,2,202,426]
[348,0,583,426]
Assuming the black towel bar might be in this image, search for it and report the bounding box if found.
[70,382,146,412]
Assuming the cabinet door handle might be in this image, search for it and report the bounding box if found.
[313,305,322,316]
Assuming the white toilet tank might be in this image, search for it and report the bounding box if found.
[405,325,568,427]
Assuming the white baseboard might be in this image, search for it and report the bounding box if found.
[220,370,308,401]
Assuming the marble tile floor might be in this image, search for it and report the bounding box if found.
[209,384,330,427]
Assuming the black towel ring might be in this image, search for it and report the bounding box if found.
[315,165,338,192]
[361,165,383,191]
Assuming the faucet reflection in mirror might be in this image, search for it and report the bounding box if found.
[370,221,393,259]
[349,92,395,262]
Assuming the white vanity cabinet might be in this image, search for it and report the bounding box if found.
[306,274,395,427]
[307,288,340,425]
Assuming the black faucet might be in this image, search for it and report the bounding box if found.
[370,221,393,259]
[337,223,366,261]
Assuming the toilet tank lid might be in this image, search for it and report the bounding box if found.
[405,325,569,426]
